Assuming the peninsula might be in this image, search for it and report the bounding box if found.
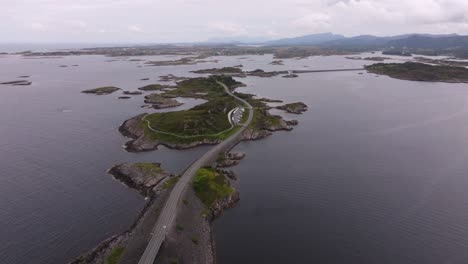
[82,86,121,95]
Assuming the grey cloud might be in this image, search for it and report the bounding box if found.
[1,0,468,43]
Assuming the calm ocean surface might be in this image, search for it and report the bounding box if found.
[2,49,468,264]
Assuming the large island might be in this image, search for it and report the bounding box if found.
[366,62,468,83]
[120,76,297,152]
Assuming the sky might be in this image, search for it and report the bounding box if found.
[2,0,468,43]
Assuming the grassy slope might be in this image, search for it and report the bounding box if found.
[134,163,163,177]
[239,94,283,130]
[137,75,279,145]
[192,167,233,207]
[105,247,124,264]
[142,76,246,144]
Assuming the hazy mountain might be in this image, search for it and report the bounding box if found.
[320,33,460,48]
[263,32,345,46]
[322,35,391,47]
[262,33,463,48]
[202,36,269,45]
[258,32,468,58]
[386,35,468,49]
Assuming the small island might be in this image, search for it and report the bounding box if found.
[282,73,298,78]
[82,86,120,95]
[270,60,284,65]
[192,67,243,74]
[365,62,468,83]
[346,56,389,62]
[276,102,308,114]
[158,74,189,82]
[192,67,288,78]
[145,57,195,66]
[1,80,32,86]
[138,84,175,91]
[123,91,143,95]
[108,163,173,194]
[216,152,246,168]
[144,93,183,109]
[363,57,390,61]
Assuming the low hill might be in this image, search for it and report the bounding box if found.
[264,32,345,46]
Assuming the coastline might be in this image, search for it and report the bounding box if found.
[70,118,299,264]
[71,78,306,263]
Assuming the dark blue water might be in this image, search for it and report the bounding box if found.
[0,54,214,264]
[3,49,468,264]
[215,71,468,263]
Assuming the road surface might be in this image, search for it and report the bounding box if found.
[137,81,253,264]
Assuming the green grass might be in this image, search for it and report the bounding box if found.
[248,107,282,130]
[191,236,199,245]
[143,96,242,144]
[105,247,124,264]
[193,167,234,207]
[135,76,274,146]
[169,258,179,264]
[216,153,227,164]
[163,176,180,189]
[134,163,163,177]
[176,224,184,231]
[163,77,225,99]
[163,76,244,99]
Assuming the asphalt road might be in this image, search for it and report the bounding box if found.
[137,81,253,264]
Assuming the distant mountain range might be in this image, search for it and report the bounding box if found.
[260,32,463,48]
[263,32,345,46]
[198,32,468,58]
[271,33,468,57]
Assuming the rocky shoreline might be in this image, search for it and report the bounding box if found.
[119,108,298,152]
[192,67,289,78]
[70,167,176,264]
[119,114,223,152]
[276,102,308,114]
[74,75,305,264]
[144,93,183,109]
[217,152,246,168]
[71,158,240,264]
[155,167,240,264]
[0,80,32,86]
[82,86,121,95]
[108,163,173,196]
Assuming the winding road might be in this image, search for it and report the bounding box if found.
[137,81,253,264]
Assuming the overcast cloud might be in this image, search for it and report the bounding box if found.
[2,0,468,43]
